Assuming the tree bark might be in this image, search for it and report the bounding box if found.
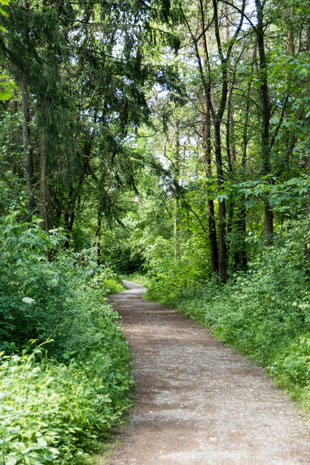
[234,45,256,269]
[287,6,295,55]
[202,108,219,273]
[174,121,180,263]
[305,5,310,262]
[22,0,36,217]
[200,10,219,274]
[22,84,36,217]
[187,0,244,280]
[39,132,53,231]
[214,121,227,282]
[96,206,102,266]
[212,0,229,282]
[255,0,273,245]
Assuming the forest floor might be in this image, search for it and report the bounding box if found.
[99,281,310,465]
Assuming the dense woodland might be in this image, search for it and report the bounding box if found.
[1,0,310,463]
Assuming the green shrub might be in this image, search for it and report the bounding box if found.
[103,278,124,294]
[147,235,310,407]
[120,273,149,286]
[0,214,123,356]
[0,344,133,465]
[144,235,209,306]
[0,213,134,464]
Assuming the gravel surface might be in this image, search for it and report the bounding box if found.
[102,281,310,465]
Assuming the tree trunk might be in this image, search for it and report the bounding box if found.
[225,86,236,266]
[202,102,219,273]
[200,9,219,274]
[287,6,295,55]
[211,0,234,282]
[96,206,102,266]
[305,5,310,262]
[214,121,227,282]
[22,0,36,217]
[234,202,247,270]
[255,0,273,245]
[63,160,88,247]
[39,132,53,231]
[195,0,245,280]
[173,122,180,263]
[226,199,234,260]
[235,45,256,269]
[22,84,36,217]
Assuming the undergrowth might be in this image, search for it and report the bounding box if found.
[146,237,310,410]
[0,343,133,465]
[0,214,133,465]
[120,273,149,286]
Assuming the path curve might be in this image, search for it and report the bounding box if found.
[105,281,310,465]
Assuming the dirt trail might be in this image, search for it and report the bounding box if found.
[104,281,310,465]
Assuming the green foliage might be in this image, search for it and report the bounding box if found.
[0,110,25,214]
[0,0,181,237]
[0,0,16,100]
[0,73,16,100]
[0,213,133,464]
[121,273,149,286]
[0,213,125,354]
[98,221,146,275]
[147,224,310,407]
[0,344,133,465]
[2,0,310,460]
[102,278,125,294]
[145,234,209,304]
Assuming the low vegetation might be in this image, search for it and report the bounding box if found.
[0,214,133,465]
[120,273,149,287]
[146,222,310,410]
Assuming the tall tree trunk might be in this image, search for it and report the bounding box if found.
[22,84,36,217]
[235,45,256,269]
[174,122,180,263]
[212,0,232,282]
[234,202,247,270]
[305,5,310,262]
[22,0,36,217]
[287,6,295,55]
[202,103,219,273]
[214,121,227,282]
[39,132,52,231]
[192,0,245,281]
[63,160,88,247]
[226,85,236,266]
[226,199,234,259]
[200,11,219,274]
[255,0,273,245]
[96,206,102,266]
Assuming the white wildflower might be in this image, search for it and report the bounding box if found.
[22,297,35,304]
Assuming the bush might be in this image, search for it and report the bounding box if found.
[0,344,133,465]
[144,234,209,306]
[146,236,310,407]
[0,213,133,464]
[0,214,123,356]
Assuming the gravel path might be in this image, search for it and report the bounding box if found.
[104,281,310,465]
